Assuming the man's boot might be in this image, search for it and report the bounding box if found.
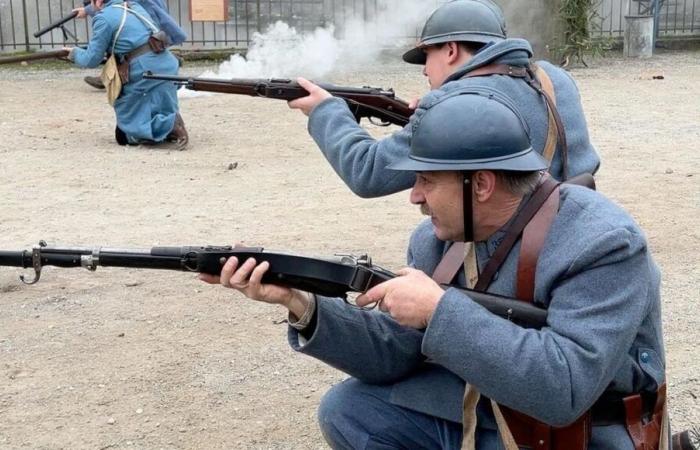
[166,113,188,150]
[115,126,128,145]
[673,430,700,450]
[84,75,105,90]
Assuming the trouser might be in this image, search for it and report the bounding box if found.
[318,378,462,450]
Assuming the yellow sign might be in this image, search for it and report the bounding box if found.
[190,0,228,22]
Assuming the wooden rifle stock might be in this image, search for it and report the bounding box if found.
[0,49,70,65]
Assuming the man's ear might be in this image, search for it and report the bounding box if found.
[445,42,461,65]
[472,171,497,203]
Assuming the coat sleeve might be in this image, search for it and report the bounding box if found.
[422,227,653,426]
[145,0,187,45]
[288,297,426,384]
[306,97,417,198]
[72,14,112,68]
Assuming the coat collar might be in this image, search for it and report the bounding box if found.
[443,38,534,86]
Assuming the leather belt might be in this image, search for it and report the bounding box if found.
[121,42,152,64]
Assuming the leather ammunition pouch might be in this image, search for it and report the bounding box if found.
[497,405,591,450]
[495,388,664,450]
[624,384,666,450]
[148,30,167,53]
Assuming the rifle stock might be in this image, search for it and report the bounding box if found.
[0,242,547,328]
[0,49,70,65]
[143,73,413,127]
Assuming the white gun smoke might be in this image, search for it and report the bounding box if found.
[179,0,442,97]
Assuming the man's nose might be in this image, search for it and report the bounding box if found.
[409,185,424,205]
[422,65,427,77]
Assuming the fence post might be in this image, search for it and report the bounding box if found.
[651,0,660,47]
[20,0,30,51]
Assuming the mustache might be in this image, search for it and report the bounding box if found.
[419,204,431,216]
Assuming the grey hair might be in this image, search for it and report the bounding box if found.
[495,170,543,196]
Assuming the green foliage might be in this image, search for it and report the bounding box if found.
[556,0,611,67]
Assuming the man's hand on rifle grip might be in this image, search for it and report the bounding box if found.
[356,268,444,329]
[287,77,332,116]
[408,97,421,110]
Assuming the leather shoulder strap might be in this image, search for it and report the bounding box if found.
[432,241,466,284]
[474,176,560,292]
[527,64,569,180]
[532,65,559,165]
[517,184,560,301]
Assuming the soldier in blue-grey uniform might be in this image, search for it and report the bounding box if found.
[66,0,187,148]
[202,90,667,449]
[288,0,600,194]
[76,0,186,90]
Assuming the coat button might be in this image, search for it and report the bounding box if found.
[641,352,650,362]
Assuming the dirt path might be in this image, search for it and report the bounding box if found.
[0,49,698,448]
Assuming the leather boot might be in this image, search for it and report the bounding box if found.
[673,430,700,450]
[166,113,188,150]
[115,126,128,145]
[84,75,105,90]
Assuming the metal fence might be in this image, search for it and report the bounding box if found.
[0,0,439,52]
[591,0,699,38]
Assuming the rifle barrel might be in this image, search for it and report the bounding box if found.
[33,11,79,38]
[33,0,89,38]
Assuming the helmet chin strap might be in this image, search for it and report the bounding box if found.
[463,173,475,242]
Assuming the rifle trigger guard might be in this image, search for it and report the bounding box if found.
[20,241,47,285]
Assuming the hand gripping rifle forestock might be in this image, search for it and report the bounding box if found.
[0,243,547,328]
[143,72,413,127]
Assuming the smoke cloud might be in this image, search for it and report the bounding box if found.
[182,0,441,93]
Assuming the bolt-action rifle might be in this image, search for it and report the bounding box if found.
[33,0,91,39]
[0,241,547,328]
[143,72,413,127]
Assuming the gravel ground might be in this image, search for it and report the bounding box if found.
[0,49,698,449]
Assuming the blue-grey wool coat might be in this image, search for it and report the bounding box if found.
[85,0,187,46]
[306,38,600,197]
[72,0,179,144]
[289,185,666,450]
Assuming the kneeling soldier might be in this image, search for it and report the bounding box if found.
[206,90,667,450]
